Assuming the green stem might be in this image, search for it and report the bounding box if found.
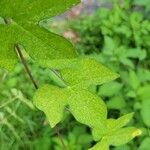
[15,44,38,89]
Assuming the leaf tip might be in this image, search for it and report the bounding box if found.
[132,129,142,138]
[128,112,135,118]
[115,73,120,79]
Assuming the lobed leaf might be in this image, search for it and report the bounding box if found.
[34,84,107,131]
[0,0,79,71]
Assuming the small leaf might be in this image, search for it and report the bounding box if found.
[137,84,150,100]
[126,91,136,98]
[98,81,123,97]
[106,96,126,109]
[129,70,140,90]
[103,36,115,54]
[141,100,150,126]
[139,137,150,150]
[120,58,134,68]
[107,113,134,131]
[127,48,147,60]
[92,113,134,141]
[93,113,135,142]
[61,58,119,88]
[108,127,142,146]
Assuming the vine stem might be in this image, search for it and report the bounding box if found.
[15,44,67,150]
[15,44,38,89]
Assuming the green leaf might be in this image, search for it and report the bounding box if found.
[120,58,134,68]
[61,58,119,88]
[0,22,77,71]
[106,96,126,109]
[103,36,115,55]
[107,113,134,131]
[24,25,78,62]
[34,85,67,127]
[137,68,150,83]
[92,113,134,141]
[68,87,107,129]
[127,48,147,60]
[0,1,79,71]
[126,91,136,98]
[38,58,78,70]
[139,137,150,150]
[98,81,123,97]
[0,23,19,70]
[108,127,141,146]
[34,84,107,130]
[137,84,150,100]
[89,138,109,150]
[0,0,80,24]
[48,70,67,87]
[141,100,150,126]
[129,70,140,90]
[92,127,140,149]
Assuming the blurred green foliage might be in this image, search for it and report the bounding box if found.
[68,0,150,149]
